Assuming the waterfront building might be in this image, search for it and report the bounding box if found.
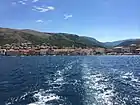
[122,47,130,53]
[0,49,6,55]
[130,44,137,53]
[113,47,123,53]
[95,48,105,54]
[6,49,19,56]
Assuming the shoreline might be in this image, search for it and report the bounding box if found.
[1,54,140,57]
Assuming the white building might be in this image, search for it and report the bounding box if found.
[40,49,47,55]
[95,48,105,54]
[0,49,6,55]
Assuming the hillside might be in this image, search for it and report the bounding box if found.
[81,36,105,47]
[117,39,140,47]
[0,28,104,48]
[104,40,124,47]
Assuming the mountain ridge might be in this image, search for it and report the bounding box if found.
[0,27,104,48]
[116,39,140,47]
[104,39,140,47]
[0,27,140,48]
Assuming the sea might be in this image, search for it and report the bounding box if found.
[0,56,140,105]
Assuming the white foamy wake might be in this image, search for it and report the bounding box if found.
[29,61,75,105]
[6,61,76,105]
[81,63,117,105]
[5,91,34,105]
[5,89,64,105]
[28,89,60,105]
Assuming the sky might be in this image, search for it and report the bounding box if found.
[0,0,140,42]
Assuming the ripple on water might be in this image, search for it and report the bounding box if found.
[82,63,122,105]
[5,61,77,105]
[4,57,140,105]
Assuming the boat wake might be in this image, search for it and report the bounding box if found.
[81,60,140,105]
[5,60,77,105]
[81,63,116,105]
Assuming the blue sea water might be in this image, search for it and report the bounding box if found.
[0,56,140,105]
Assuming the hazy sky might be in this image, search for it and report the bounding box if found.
[0,0,139,42]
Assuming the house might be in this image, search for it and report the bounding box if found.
[95,48,105,54]
[105,49,116,55]
[113,47,123,53]
[53,49,69,55]
[40,49,47,55]
[122,47,130,53]
[136,48,140,54]
[6,49,19,56]
[19,49,30,55]
[0,49,6,55]
[28,49,36,55]
[130,44,137,53]
[105,49,113,53]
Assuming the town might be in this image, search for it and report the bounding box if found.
[0,43,140,56]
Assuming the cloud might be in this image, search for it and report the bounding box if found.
[12,0,28,5]
[32,0,39,3]
[18,1,26,5]
[64,14,72,20]
[47,6,55,10]
[32,6,55,12]
[36,20,52,24]
[36,20,44,23]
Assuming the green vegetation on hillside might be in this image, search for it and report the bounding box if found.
[0,28,104,48]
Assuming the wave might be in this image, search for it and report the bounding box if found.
[28,89,60,105]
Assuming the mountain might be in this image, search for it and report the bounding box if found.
[104,40,125,47]
[117,39,140,47]
[104,39,140,47]
[0,27,104,48]
[81,36,106,47]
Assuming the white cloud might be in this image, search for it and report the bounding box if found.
[32,0,39,3]
[36,20,44,23]
[32,6,55,12]
[47,6,55,10]
[64,14,72,20]
[18,1,26,5]
[12,0,28,5]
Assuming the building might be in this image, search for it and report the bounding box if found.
[122,47,130,53]
[113,47,123,53]
[19,49,30,55]
[136,48,140,54]
[0,49,6,55]
[54,49,70,55]
[105,49,117,55]
[6,49,19,56]
[40,49,47,55]
[130,44,137,53]
[95,48,105,54]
